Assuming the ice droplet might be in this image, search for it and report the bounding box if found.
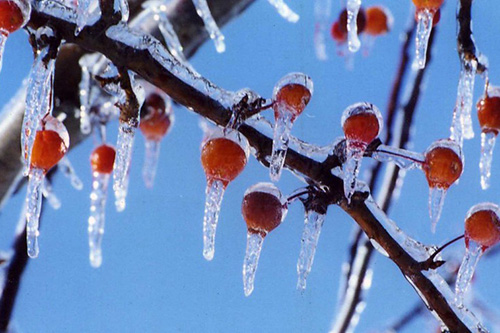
[142,140,161,189]
[297,210,325,291]
[455,240,483,308]
[346,0,362,53]
[414,9,433,69]
[243,231,265,297]
[113,121,136,212]
[58,156,84,190]
[88,172,110,268]
[25,168,45,258]
[270,109,293,182]
[22,28,57,176]
[451,59,477,145]
[266,0,299,23]
[313,0,332,60]
[479,131,496,190]
[202,179,225,261]
[192,0,225,53]
[429,186,447,233]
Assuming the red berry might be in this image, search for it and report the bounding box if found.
[465,203,500,249]
[0,0,25,34]
[274,84,312,119]
[90,144,116,174]
[477,88,500,135]
[342,104,382,148]
[140,93,173,141]
[412,0,444,11]
[365,6,392,36]
[423,140,463,189]
[338,8,367,35]
[331,21,347,43]
[30,115,69,173]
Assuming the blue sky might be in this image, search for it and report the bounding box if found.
[1,1,500,332]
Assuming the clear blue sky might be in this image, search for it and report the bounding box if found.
[1,1,500,332]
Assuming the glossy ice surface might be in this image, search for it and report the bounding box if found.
[465,203,500,249]
[90,144,116,174]
[423,140,463,189]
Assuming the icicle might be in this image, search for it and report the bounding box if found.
[243,231,265,297]
[0,33,6,73]
[270,110,293,181]
[313,0,332,60]
[22,28,57,176]
[88,172,110,268]
[480,131,496,190]
[455,241,483,308]
[42,178,61,210]
[113,121,136,212]
[429,187,446,233]
[155,10,190,65]
[25,168,44,258]
[266,0,299,23]
[414,9,433,69]
[202,179,225,261]
[58,157,84,190]
[451,59,477,145]
[346,0,362,53]
[342,150,361,200]
[142,140,160,189]
[192,0,225,53]
[297,209,325,291]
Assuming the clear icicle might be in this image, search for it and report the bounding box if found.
[297,210,325,291]
[42,178,61,210]
[266,0,299,23]
[22,34,56,175]
[342,150,361,201]
[202,179,225,261]
[113,121,136,212]
[429,186,447,233]
[142,140,161,189]
[88,172,110,268]
[451,59,477,144]
[313,0,332,60]
[270,109,293,182]
[243,231,265,297]
[479,131,496,190]
[192,0,225,53]
[414,9,433,69]
[58,157,84,190]
[346,0,362,53]
[25,168,44,258]
[455,241,483,308]
[0,33,7,74]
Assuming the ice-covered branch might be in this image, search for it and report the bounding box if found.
[457,0,487,74]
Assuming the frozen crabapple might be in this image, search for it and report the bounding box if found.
[455,203,500,307]
[270,72,313,181]
[139,92,174,188]
[364,6,392,36]
[331,21,347,43]
[412,0,444,11]
[0,0,30,72]
[423,139,463,232]
[338,7,367,36]
[341,102,382,200]
[200,128,249,261]
[90,144,116,174]
[476,85,500,189]
[412,0,443,69]
[241,183,287,296]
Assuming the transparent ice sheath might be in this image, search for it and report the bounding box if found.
[25,168,44,258]
[142,140,161,189]
[22,29,57,176]
[88,172,110,268]
[371,144,425,170]
[297,209,325,291]
[414,9,434,69]
[451,59,477,146]
[75,0,100,35]
[455,240,483,308]
[429,187,446,233]
[243,231,264,297]
[202,179,225,261]
[266,0,299,23]
[346,0,361,52]
[192,0,225,53]
[313,0,332,60]
[0,33,7,74]
[480,131,496,190]
[113,121,136,212]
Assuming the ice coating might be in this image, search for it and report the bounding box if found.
[450,59,477,145]
[428,186,446,233]
[313,0,332,60]
[75,0,100,35]
[270,73,313,181]
[414,9,434,69]
[243,231,264,297]
[455,240,482,308]
[371,144,425,170]
[113,121,136,212]
[22,27,58,175]
[346,0,362,52]
[341,102,382,200]
[266,0,299,23]
[58,157,84,190]
[297,209,325,291]
[42,177,61,210]
[88,172,110,268]
[25,168,44,258]
[192,0,225,53]
[479,132,496,190]
[202,179,224,261]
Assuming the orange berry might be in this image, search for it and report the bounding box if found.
[331,21,347,43]
[140,93,172,141]
[31,131,68,172]
[465,203,500,248]
[365,6,392,36]
[423,141,463,189]
[242,183,285,235]
[412,0,444,11]
[90,144,116,174]
[343,113,380,146]
[477,93,500,135]
[338,8,367,34]
[0,1,24,34]
[201,137,247,187]
[274,84,312,119]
